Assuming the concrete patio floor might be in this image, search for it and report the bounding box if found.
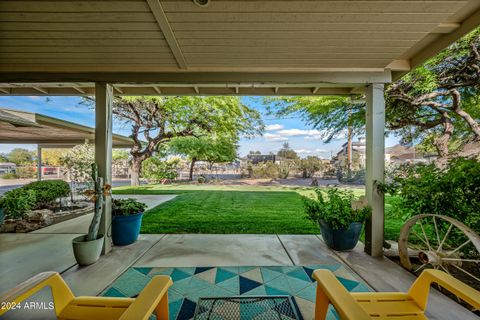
[1,233,478,319]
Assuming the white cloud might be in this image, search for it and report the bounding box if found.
[294,149,314,154]
[304,135,323,140]
[277,129,322,137]
[294,148,328,155]
[264,133,289,142]
[265,124,284,131]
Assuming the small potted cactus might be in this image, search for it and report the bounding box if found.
[71,164,111,266]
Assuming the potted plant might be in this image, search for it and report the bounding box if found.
[111,198,147,246]
[304,188,371,251]
[72,164,111,266]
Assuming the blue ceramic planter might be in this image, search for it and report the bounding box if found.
[319,220,363,251]
[112,212,144,246]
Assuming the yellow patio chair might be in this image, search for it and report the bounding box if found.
[0,271,173,320]
[313,269,480,320]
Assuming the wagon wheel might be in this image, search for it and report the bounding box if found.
[398,214,480,284]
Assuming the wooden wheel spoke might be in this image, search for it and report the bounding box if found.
[446,239,471,257]
[419,220,432,251]
[414,263,428,273]
[412,231,431,249]
[451,264,480,282]
[439,264,451,275]
[437,223,453,253]
[441,258,480,263]
[432,216,441,248]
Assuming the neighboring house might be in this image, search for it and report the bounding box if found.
[246,154,276,165]
[332,138,366,169]
[0,162,17,175]
[385,144,435,164]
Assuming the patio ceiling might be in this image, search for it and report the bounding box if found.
[0,0,479,96]
[0,108,133,148]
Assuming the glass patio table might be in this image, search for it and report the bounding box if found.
[193,295,302,320]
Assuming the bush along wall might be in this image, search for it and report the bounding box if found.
[0,180,71,219]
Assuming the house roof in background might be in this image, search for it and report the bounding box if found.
[0,108,133,148]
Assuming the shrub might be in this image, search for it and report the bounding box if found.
[197,175,206,183]
[278,163,290,179]
[0,173,18,179]
[142,156,180,182]
[380,158,480,233]
[303,188,371,229]
[112,198,147,216]
[0,188,36,219]
[16,167,36,179]
[251,161,279,178]
[22,180,70,209]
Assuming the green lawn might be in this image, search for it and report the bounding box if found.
[113,184,404,238]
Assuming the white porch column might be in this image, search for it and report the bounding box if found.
[37,145,42,181]
[364,83,385,257]
[95,82,113,254]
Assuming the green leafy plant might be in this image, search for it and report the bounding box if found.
[142,156,180,182]
[112,198,147,216]
[303,188,371,229]
[0,188,36,219]
[0,173,18,179]
[381,158,480,233]
[250,161,279,178]
[22,180,70,209]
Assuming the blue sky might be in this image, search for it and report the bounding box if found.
[0,96,399,158]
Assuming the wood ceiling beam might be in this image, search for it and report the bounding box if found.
[0,71,392,84]
[113,86,123,94]
[32,86,48,94]
[153,86,162,94]
[146,0,187,69]
[72,86,86,94]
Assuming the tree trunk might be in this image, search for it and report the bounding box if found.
[454,107,480,139]
[131,158,142,186]
[434,117,454,158]
[189,158,196,181]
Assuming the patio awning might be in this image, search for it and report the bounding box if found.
[1,0,478,257]
[0,108,133,148]
[0,0,479,96]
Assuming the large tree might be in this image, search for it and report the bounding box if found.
[266,28,480,162]
[6,148,36,165]
[112,96,262,185]
[386,29,480,160]
[169,135,238,180]
[277,142,299,159]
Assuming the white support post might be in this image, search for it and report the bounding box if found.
[95,82,113,254]
[37,145,42,181]
[364,83,385,257]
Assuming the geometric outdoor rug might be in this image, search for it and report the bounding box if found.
[102,265,370,320]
